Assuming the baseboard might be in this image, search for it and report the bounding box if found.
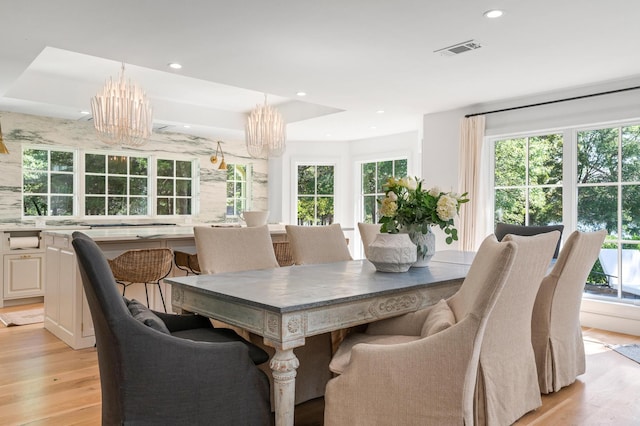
[580,298,640,336]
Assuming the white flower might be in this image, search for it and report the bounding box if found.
[428,186,441,197]
[406,177,417,191]
[380,198,398,217]
[387,191,398,201]
[436,194,458,221]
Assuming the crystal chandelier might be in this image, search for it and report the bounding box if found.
[245,94,286,158]
[90,63,153,147]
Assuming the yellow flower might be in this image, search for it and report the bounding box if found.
[380,198,398,217]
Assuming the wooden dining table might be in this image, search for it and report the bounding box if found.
[165,251,473,426]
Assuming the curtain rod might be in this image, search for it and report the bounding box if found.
[464,85,640,118]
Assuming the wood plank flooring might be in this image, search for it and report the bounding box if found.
[1,303,639,425]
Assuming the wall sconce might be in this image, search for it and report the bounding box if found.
[210,141,227,170]
[0,121,9,154]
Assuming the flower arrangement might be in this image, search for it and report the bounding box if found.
[378,176,469,244]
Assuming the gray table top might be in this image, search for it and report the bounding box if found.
[166,256,472,314]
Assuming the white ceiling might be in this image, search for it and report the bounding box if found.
[1,0,639,143]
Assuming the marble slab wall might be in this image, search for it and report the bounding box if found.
[0,111,268,225]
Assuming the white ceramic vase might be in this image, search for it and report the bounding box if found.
[367,233,417,273]
[406,225,436,267]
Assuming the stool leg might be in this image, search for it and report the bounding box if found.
[144,284,150,308]
[156,282,167,313]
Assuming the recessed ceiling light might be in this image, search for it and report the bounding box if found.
[183,125,191,128]
[370,126,377,130]
[168,62,182,69]
[376,110,385,114]
[296,91,307,97]
[483,9,504,18]
[80,110,90,115]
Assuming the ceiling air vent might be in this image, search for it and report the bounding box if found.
[434,39,483,57]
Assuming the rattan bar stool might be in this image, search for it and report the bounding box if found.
[174,250,201,275]
[108,248,174,312]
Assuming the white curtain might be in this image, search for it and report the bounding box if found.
[458,115,486,251]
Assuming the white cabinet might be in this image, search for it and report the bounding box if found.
[3,252,44,299]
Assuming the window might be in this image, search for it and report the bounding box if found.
[23,148,75,216]
[576,125,640,299]
[360,159,407,223]
[85,153,149,216]
[157,158,195,215]
[491,124,640,302]
[226,164,251,217]
[296,164,334,226]
[493,134,563,225]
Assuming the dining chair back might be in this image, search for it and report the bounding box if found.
[357,222,381,260]
[531,229,607,393]
[285,223,352,265]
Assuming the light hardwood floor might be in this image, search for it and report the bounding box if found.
[1,303,640,425]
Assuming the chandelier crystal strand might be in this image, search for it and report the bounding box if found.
[245,94,286,158]
[91,63,153,147]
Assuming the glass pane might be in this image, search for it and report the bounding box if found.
[129,197,147,215]
[23,171,48,193]
[494,188,525,225]
[157,159,174,177]
[157,198,172,215]
[235,182,243,196]
[226,200,235,216]
[622,125,640,182]
[362,162,376,193]
[394,159,408,178]
[317,166,334,195]
[577,186,617,234]
[620,244,640,299]
[528,187,562,225]
[622,185,640,240]
[176,180,191,196]
[577,128,618,184]
[129,157,148,176]
[108,176,127,195]
[528,134,563,185]
[23,195,47,216]
[130,177,148,196]
[85,153,105,173]
[376,161,392,192]
[107,197,127,215]
[235,199,244,214]
[227,165,235,181]
[176,160,192,178]
[51,151,74,172]
[108,156,128,175]
[23,149,48,170]
[86,175,105,195]
[363,195,376,223]
[51,173,73,194]
[317,196,334,225]
[297,196,316,226]
[50,195,73,216]
[298,165,316,195]
[157,178,173,196]
[494,138,526,186]
[227,181,234,198]
[235,164,246,180]
[176,198,191,215]
[85,197,105,215]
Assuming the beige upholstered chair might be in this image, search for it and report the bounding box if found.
[325,234,519,425]
[532,229,607,394]
[357,222,381,260]
[193,224,330,408]
[285,223,352,265]
[325,231,559,426]
[193,225,279,274]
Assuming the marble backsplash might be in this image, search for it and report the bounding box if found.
[0,111,268,225]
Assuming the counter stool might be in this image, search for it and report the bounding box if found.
[108,248,173,312]
[174,250,201,275]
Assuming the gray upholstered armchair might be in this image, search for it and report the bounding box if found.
[72,232,271,425]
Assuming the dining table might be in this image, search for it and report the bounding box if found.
[165,250,474,426]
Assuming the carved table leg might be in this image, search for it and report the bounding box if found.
[271,348,300,426]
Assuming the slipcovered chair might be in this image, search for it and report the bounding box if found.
[193,225,331,408]
[325,234,518,425]
[532,229,607,393]
[173,250,200,275]
[285,223,352,265]
[193,225,279,274]
[326,231,559,426]
[71,232,271,425]
[495,222,565,258]
[357,222,381,260]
